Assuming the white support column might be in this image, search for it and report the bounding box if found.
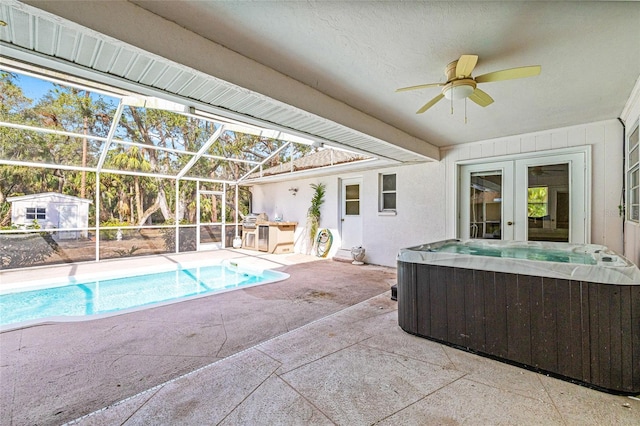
[222,183,227,248]
[196,181,200,252]
[175,179,180,254]
[95,171,100,262]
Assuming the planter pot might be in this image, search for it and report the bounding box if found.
[232,236,242,249]
[351,247,365,265]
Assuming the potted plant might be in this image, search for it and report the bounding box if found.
[306,182,325,254]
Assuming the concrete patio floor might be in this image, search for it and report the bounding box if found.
[1,250,639,425]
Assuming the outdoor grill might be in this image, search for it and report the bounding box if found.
[241,213,268,231]
[241,213,268,250]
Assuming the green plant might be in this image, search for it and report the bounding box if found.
[100,219,130,240]
[306,182,326,253]
[112,245,140,257]
[160,219,197,253]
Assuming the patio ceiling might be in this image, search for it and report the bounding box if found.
[2,1,638,163]
[0,1,435,168]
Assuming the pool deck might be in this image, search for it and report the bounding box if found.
[1,250,639,425]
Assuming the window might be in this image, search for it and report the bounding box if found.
[527,187,548,218]
[380,173,396,211]
[26,207,46,220]
[627,123,639,222]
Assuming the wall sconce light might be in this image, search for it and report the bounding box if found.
[289,187,298,196]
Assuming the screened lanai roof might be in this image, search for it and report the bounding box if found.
[0,63,377,184]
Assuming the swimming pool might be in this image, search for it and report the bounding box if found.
[0,261,288,329]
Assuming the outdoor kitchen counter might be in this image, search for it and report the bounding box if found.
[243,222,297,253]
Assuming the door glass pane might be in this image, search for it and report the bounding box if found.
[345,184,360,215]
[528,164,569,242]
[346,200,360,215]
[345,184,359,200]
[470,171,502,239]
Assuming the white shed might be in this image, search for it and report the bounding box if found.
[7,193,92,240]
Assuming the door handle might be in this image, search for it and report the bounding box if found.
[507,221,513,226]
[341,218,345,222]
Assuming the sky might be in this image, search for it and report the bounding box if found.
[8,70,119,105]
[16,73,53,102]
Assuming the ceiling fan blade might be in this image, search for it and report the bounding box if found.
[416,93,444,114]
[475,65,541,83]
[469,88,494,107]
[396,82,444,92]
[456,54,478,77]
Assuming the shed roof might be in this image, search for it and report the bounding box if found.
[7,193,93,204]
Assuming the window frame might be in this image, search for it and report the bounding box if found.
[26,207,46,221]
[627,121,639,223]
[379,173,397,214]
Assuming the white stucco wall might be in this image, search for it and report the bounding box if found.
[252,118,629,268]
[251,161,447,268]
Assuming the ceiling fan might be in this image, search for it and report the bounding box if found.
[396,54,541,114]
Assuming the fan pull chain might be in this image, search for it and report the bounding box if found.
[465,98,468,124]
[450,87,454,115]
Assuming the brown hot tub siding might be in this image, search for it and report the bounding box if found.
[397,261,640,394]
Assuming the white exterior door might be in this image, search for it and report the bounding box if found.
[58,204,78,239]
[459,151,588,243]
[340,178,363,249]
[198,190,224,250]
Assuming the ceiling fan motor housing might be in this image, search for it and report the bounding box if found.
[443,60,476,99]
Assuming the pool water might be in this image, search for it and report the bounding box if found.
[437,242,597,265]
[0,264,287,328]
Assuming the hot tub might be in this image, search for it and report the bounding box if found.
[397,239,640,394]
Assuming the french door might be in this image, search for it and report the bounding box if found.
[459,151,588,243]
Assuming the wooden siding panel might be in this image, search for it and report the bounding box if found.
[609,285,623,392]
[507,273,532,364]
[429,266,449,341]
[557,280,586,381]
[448,268,470,346]
[416,263,431,337]
[531,277,558,372]
[619,285,633,392]
[467,270,487,351]
[580,281,591,383]
[486,271,508,358]
[397,262,417,335]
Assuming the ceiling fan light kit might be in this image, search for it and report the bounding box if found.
[443,79,476,100]
[396,54,541,117]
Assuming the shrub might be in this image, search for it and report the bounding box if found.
[160,220,196,253]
